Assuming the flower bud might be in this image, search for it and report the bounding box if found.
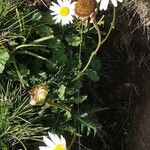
[29,84,48,106]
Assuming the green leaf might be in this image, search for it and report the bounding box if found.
[49,39,67,65]
[60,125,77,135]
[73,81,83,91]
[38,72,47,80]
[70,95,87,104]
[92,58,101,72]
[64,111,71,119]
[87,69,100,82]
[66,35,82,47]
[36,26,54,37]
[18,64,30,77]
[0,45,10,74]
[58,85,66,100]
[76,115,99,136]
[69,81,83,94]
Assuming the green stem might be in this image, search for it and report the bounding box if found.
[12,44,47,54]
[46,101,71,112]
[72,8,116,81]
[80,19,101,73]
[16,51,50,63]
[68,132,76,150]
[78,25,83,69]
[15,7,23,33]
[12,135,27,150]
[101,7,116,44]
[73,19,101,81]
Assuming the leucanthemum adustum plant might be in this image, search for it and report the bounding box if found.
[0,0,124,149]
[72,0,117,80]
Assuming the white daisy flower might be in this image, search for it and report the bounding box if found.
[96,0,123,11]
[39,132,66,150]
[49,0,76,26]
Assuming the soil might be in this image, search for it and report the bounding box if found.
[80,11,150,150]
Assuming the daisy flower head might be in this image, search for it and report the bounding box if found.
[39,132,66,150]
[75,0,97,26]
[49,0,76,26]
[96,0,123,11]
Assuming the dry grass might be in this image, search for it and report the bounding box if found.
[123,0,150,38]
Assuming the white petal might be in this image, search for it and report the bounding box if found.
[61,19,68,25]
[51,11,58,15]
[118,0,123,2]
[60,135,66,146]
[96,0,101,3]
[63,17,71,24]
[64,0,70,6]
[43,136,55,148]
[55,17,62,23]
[50,6,58,12]
[51,2,60,9]
[39,146,50,150]
[61,21,65,26]
[70,1,76,8]
[65,15,74,23]
[57,0,63,6]
[100,0,109,10]
[68,0,71,4]
[111,0,118,7]
[48,132,61,144]
[69,8,75,14]
[53,15,61,20]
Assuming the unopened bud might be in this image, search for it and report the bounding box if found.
[29,84,48,106]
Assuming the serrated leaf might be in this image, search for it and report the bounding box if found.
[76,115,98,136]
[64,111,71,119]
[60,125,78,135]
[36,26,54,37]
[66,35,82,46]
[92,58,101,72]
[53,49,67,65]
[0,45,9,74]
[73,95,87,104]
[50,39,67,65]
[58,85,66,100]
[38,72,47,79]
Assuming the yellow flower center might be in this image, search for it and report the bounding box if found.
[54,144,66,150]
[59,6,69,16]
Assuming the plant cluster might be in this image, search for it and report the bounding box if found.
[0,0,123,149]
